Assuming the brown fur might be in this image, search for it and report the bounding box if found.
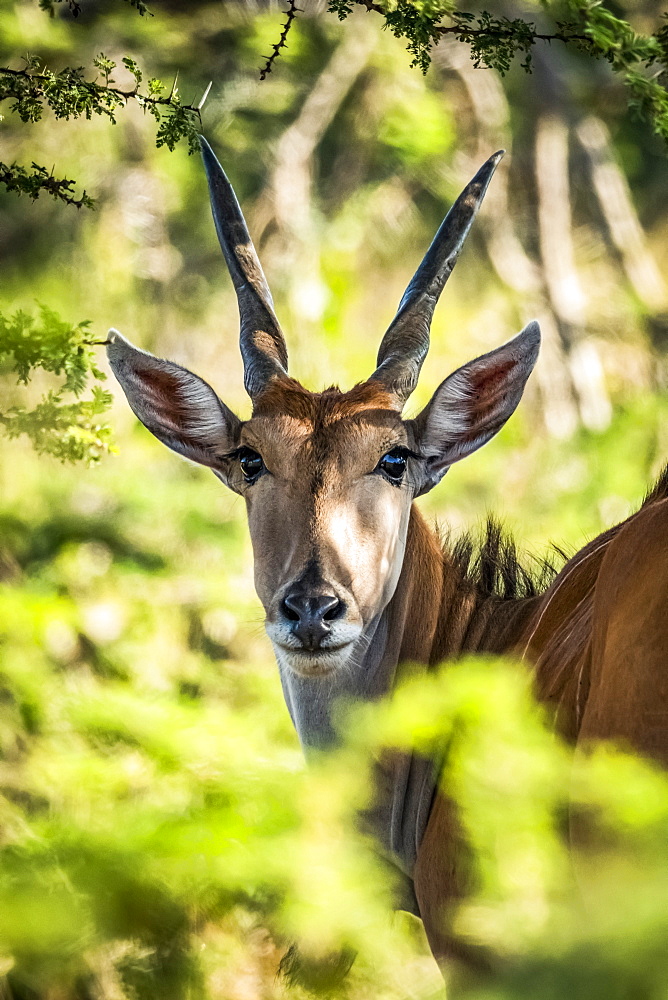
[252,377,399,422]
[528,464,668,741]
[409,465,668,965]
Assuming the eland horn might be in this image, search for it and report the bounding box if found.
[370,150,505,405]
[200,136,288,400]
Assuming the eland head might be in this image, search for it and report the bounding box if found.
[107,139,540,687]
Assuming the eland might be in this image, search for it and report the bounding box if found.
[106,138,668,967]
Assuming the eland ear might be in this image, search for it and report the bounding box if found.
[409,321,540,495]
[106,328,241,475]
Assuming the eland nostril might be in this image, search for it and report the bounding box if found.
[282,592,342,625]
[281,591,346,649]
[321,595,344,621]
[282,599,301,622]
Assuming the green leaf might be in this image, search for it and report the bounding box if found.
[0,306,113,464]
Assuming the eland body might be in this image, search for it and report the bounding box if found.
[107,139,668,967]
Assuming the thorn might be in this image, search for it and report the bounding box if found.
[197,80,212,111]
[168,70,179,102]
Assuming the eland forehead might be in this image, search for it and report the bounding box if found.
[243,378,406,478]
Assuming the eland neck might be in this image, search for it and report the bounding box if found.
[276,504,546,880]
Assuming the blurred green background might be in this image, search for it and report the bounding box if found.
[1,1,668,997]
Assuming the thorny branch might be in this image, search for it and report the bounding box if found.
[0,58,210,204]
[39,0,151,15]
[441,23,588,45]
[0,64,204,117]
[0,160,93,208]
[328,1,592,74]
[260,0,303,80]
[354,0,588,43]
[329,2,668,140]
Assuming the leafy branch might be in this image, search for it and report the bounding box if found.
[328,1,590,73]
[566,0,668,143]
[0,306,113,464]
[0,160,93,208]
[326,2,668,141]
[38,0,152,16]
[0,53,208,205]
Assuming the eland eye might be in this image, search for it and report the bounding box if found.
[376,448,407,484]
[239,448,265,483]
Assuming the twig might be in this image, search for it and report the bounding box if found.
[259,0,303,81]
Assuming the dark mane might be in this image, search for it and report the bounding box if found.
[643,462,668,506]
[443,518,562,601]
[442,462,668,605]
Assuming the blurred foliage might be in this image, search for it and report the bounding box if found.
[0,305,113,463]
[2,531,668,999]
[1,0,668,996]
